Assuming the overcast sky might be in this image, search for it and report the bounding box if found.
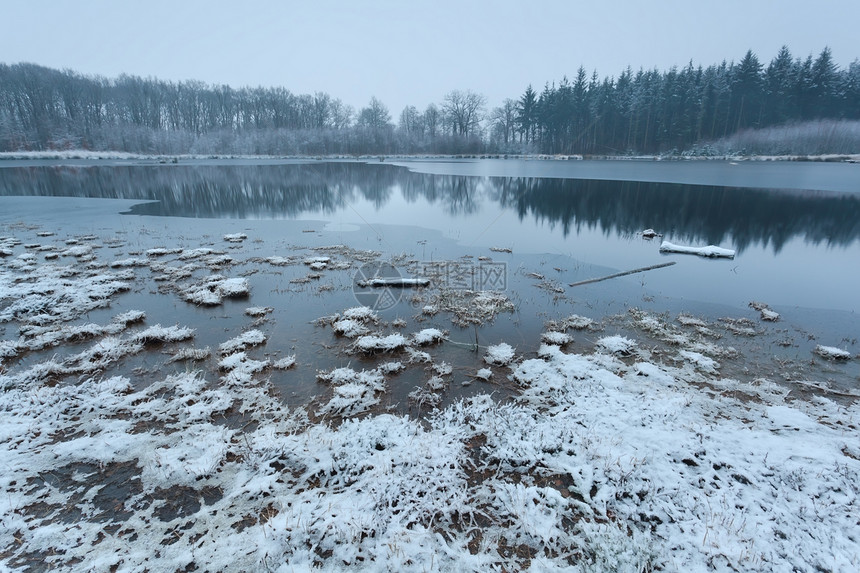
[3,0,858,116]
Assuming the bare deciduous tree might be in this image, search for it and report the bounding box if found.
[442,90,486,137]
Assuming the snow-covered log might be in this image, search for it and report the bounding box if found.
[357,277,430,288]
[659,241,736,259]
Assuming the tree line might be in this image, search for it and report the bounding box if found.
[1,46,857,155]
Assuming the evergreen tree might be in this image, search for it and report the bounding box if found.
[764,46,797,124]
[729,50,764,131]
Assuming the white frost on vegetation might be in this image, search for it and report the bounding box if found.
[750,301,781,322]
[181,275,250,305]
[353,333,408,354]
[813,344,852,360]
[484,342,515,365]
[412,328,446,345]
[109,257,148,268]
[218,329,267,355]
[332,318,369,338]
[167,346,211,363]
[316,365,388,416]
[2,233,859,571]
[563,314,594,330]
[177,247,221,260]
[596,335,637,356]
[541,331,572,345]
[146,247,183,257]
[341,305,379,322]
[273,355,297,369]
[0,331,858,571]
[0,264,130,326]
[475,367,493,380]
[678,349,721,374]
[244,306,273,317]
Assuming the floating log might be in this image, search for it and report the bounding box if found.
[569,261,676,288]
[659,241,736,259]
[357,277,431,288]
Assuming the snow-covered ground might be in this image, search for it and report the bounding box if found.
[1,220,859,571]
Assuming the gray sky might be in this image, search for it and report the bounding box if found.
[2,0,858,116]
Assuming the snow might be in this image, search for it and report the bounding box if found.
[563,314,594,330]
[341,306,379,322]
[659,240,736,259]
[167,346,211,362]
[181,275,250,305]
[273,355,297,369]
[332,318,370,338]
[750,301,781,322]
[244,306,273,317]
[412,327,446,345]
[484,342,515,365]
[3,320,859,571]
[132,324,195,344]
[475,367,493,380]
[760,307,781,321]
[813,344,853,360]
[353,333,409,353]
[218,329,267,355]
[678,349,721,374]
[317,366,388,416]
[541,330,572,345]
[109,257,148,268]
[359,277,431,287]
[595,335,637,356]
[2,227,859,572]
[146,247,183,256]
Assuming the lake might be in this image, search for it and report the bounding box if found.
[1,157,858,403]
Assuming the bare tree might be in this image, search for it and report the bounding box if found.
[424,103,439,139]
[398,105,422,136]
[442,90,486,137]
[312,92,331,129]
[329,99,353,129]
[356,96,392,130]
[490,99,517,145]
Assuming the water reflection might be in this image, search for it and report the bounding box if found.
[1,162,858,253]
[491,177,860,253]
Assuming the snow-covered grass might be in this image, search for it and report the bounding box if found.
[218,329,267,355]
[484,342,515,365]
[595,335,638,357]
[814,344,853,360]
[181,275,250,305]
[687,119,860,157]
[412,327,446,345]
[353,333,408,354]
[3,323,857,571]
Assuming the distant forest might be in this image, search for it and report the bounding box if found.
[1,46,858,156]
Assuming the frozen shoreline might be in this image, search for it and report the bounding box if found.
[2,213,859,571]
[2,149,859,163]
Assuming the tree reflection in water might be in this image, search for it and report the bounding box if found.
[1,162,858,254]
